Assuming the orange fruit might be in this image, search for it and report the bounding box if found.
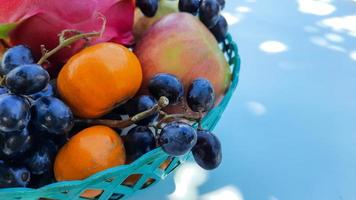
[123,159,171,186]
[57,42,142,118]
[80,189,103,199]
[54,125,126,181]
[159,159,171,170]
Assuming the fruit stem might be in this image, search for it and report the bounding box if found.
[75,96,170,128]
[0,39,10,49]
[37,16,106,65]
[37,31,100,65]
[156,113,202,128]
[0,76,4,86]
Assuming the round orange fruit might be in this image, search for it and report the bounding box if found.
[54,125,126,181]
[57,42,142,118]
[123,159,171,186]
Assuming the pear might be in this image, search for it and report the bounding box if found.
[135,13,231,110]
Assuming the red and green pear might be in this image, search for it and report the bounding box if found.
[135,13,231,109]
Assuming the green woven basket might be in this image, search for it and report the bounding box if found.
[0,34,240,200]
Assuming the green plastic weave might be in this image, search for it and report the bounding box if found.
[0,34,241,200]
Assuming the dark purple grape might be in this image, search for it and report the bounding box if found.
[0,45,34,75]
[5,64,50,95]
[136,0,159,17]
[32,127,68,149]
[112,104,128,116]
[199,0,221,28]
[0,128,33,160]
[179,0,200,15]
[122,100,139,117]
[29,84,54,100]
[31,96,74,136]
[24,141,57,175]
[43,134,68,149]
[124,126,157,162]
[0,163,31,188]
[130,95,158,125]
[28,172,55,189]
[158,122,197,156]
[102,107,125,120]
[192,130,222,170]
[187,78,215,112]
[148,73,184,104]
[107,99,142,119]
[0,94,31,132]
[49,79,59,97]
[209,15,228,42]
[217,0,225,9]
[0,86,8,95]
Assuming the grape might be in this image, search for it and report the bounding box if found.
[148,73,184,104]
[0,45,34,75]
[104,95,148,120]
[130,95,158,125]
[28,172,55,189]
[121,100,138,117]
[179,0,200,15]
[0,128,33,160]
[31,96,74,136]
[124,126,157,162]
[24,141,57,175]
[29,84,54,100]
[158,122,197,156]
[102,107,125,120]
[192,130,222,170]
[47,134,68,149]
[136,0,159,17]
[209,15,228,43]
[187,78,215,112]
[5,64,50,95]
[0,86,8,95]
[0,94,31,132]
[199,0,221,28]
[0,162,31,188]
[217,0,225,9]
[49,80,59,97]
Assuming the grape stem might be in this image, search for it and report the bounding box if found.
[156,113,202,129]
[75,97,170,128]
[0,76,4,85]
[37,16,106,65]
[37,31,100,65]
[0,39,10,49]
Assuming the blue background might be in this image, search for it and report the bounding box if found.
[132,1,356,200]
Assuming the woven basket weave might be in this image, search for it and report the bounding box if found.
[0,34,241,200]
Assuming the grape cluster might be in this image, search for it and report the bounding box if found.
[118,73,222,170]
[181,0,228,43]
[0,45,74,188]
[136,0,228,42]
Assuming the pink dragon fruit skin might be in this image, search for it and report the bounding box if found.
[0,0,135,76]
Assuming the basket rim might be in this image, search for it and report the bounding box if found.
[0,33,241,196]
[0,148,166,195]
